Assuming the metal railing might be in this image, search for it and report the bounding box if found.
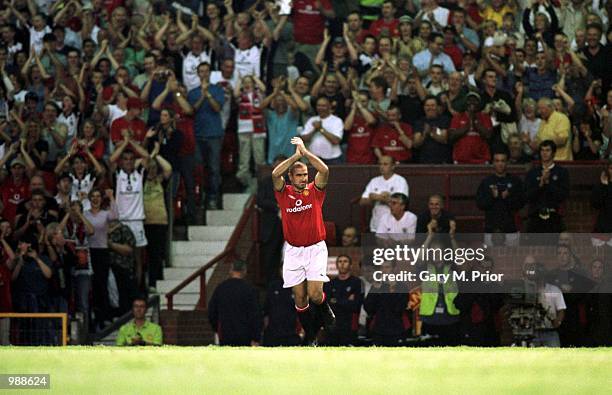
[165,195,259,310]
[0,313,68,346]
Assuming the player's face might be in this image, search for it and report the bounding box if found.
[289,167,308,190]
[336,256,351,275]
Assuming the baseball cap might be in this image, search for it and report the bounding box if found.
[332,36,345,45]
[10,157,26,168]
[399,15,413,24]
[466,91,481,102]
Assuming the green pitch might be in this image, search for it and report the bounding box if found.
[1,347,611,394]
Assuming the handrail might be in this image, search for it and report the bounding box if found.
[166,195,257,310]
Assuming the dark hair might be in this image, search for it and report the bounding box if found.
[336,254,353,265]
[586,23,603,34]
[370,76,388,92]
[539,139,557,154]
[429,32,444,43]
[391,192,408,207]
[231,260,247,272]
[423,95,440,106]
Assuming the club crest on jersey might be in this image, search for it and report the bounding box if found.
[303,189,310,197]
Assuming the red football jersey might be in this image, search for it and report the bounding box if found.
[346,115,376,164]
[372,122,413,163]
[275,181,326,247]
[1,178,30,225]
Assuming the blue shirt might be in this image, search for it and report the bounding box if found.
[187,84,225,139]
[412,49,456,77]
[266,109,299,164]
[147,80,172,126]
[524,68,557,101]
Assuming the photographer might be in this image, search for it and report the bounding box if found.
[116,297,163,346]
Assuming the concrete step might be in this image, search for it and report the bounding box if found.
[223,194,251,210]
[172,241,226,257]
[206,210,242,226]
[188,226,234,241]
[162,264,218,280]
[168,255,220,268]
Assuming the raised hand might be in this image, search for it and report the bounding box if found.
[291,137,306,157]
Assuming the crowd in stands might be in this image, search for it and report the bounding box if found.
[0,0,610,346]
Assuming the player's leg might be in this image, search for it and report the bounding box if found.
[307,281,336,332]
[292,281,316,345]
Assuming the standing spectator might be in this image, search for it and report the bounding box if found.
[208,261,262,346]
[364,261,410,346]
[40,102,68,169]
[480,69,517,151]
[581,24,610,94]
[449,92,493,164]
[344,90,376,164]
[262,274,302,346]
[412,34,456,80]
[85,189,118,330]
[210,58,239,131]
[262,79,301,164]
[110,139,150,290]
[524,140,570,233]
[1,151,35,225]
[143,150,173,289]
[523,52,557,101]
[415,0,450,31]
[107,219,137,316]
[359,156,409,233]
[187,62,225,210]
[324,255,363,346]
[110,98,147,146]
[526,261,566,347]
[368,1,399,38]
[292,0,335,70]
[54,146,105,211]
[534,98,572,161]
[372,105,414,163]
[116,297,163,346]
[301,97,344,164]
[182,34,213,92]
[234,75,267,193]
[591,159,612,234]
[476,150,526,245]
[413,96,452,164]
[232,29,262,79]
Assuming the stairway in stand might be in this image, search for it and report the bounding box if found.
[158,193,251,311]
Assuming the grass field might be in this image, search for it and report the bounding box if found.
[1,347,611,394]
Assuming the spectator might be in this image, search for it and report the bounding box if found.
[534,98,572,161]
[368,1,399,37]
[110,98,146,146]
[581,24,610,94]
[301,97,344,164]
[1,152,36,225]
[591,159,612,234]
[412,33,455,80]
[234,75,267,193]
[54,146,105,211]
[372,105,414,163]
[360,155,409,233]
[107,219,137,316]
[480,69,517,151]
[572,118,603,161]
[292,0,335,70]
[0,222,15,345]
[364,261,410,346]
[85,189,118,329]
[413,96,452,164]
[449,91,493,164]
[415,0,450,31]
[116,297,163,346]
[323,255,363,345]
[416,194,456,237]
[344,90,376,164]
[263,79,301,164]
[208,261,262,346]
[523,52,557,101]
[262,271,301,346]
[14,188,57,240]
[476,150,526,246]
[375,192,417,243]
[187,62,225,210]
[506,133,532,164]
[341,226,359,247]
[524,140,570,233]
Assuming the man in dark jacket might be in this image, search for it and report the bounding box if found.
[208,261,262,346]
[324,255,363,345]
[476,150,525,246]
[262,273,301,346]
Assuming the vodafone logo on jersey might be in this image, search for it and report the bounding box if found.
[286,198,313,213]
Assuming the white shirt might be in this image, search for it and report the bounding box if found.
[361,174,409,232]
[71,172,96,212]
[58,112,79,148]
[538,283,566,329]
[417,6,450,30]
[519,115,541,141]
[301,114,344,160]
[375,210,418,242]
[107,104,127,127]
[115,168,145,221]
[233,45,261,79]
[29,25,52,55]
[182,50,212,91]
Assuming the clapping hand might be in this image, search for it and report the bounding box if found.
[291,137,306,157]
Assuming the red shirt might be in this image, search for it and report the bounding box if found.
[372,122,413,163]
[275,181,326,247]
[369,19,400,38]
[451,112,492,164]
[1,177,30,225]
[110,116,146,144]
[292,0,333,44]
[347,116,376,164]
[76,138,105,160]
[167,104,196,156]
[444,44,463,69]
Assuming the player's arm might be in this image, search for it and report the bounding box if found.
[295,137,329,190]
[271,146,302,192]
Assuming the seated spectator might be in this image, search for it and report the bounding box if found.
[375,191,417,244]
[116,297,163,346]
[572,118,602,161]
[344,91,376,165]
[449,92,493,164]
[208,261,262,346]
[341,226,359,247]
[323,255,363,346]
[372,105,413,163]
[416,193,456,237]
[506,133,532,164]
[360,156,409,233]
[301,97,344,165]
